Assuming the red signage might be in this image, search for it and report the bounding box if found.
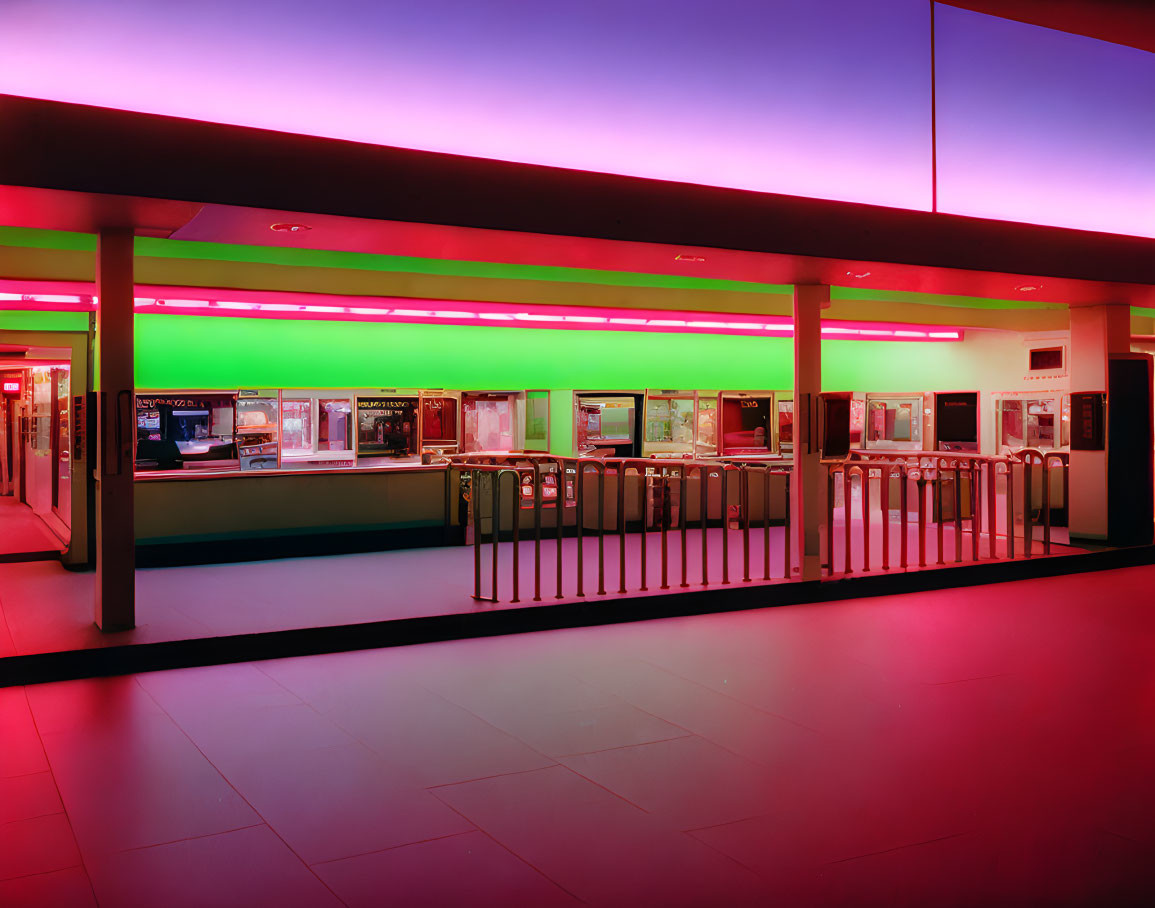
[2,378,21,395]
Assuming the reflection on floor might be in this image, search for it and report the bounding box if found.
[0,519,1087,658]
[0,495,64,558]
[2,563,1153,905]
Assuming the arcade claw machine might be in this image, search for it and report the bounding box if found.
[642,390,696,458]
[717,391,778,456]
[863,393,924,451]
[356,393,419,462]
[994,391,1069,453]
[575,392,643,457]
[236,390,280,470]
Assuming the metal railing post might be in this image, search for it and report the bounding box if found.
[721,467,731,584]
[763,468,772,581]
[900,465,908,569]
[843,468,853,575]
[680,465,689,588]
[1022,456,1033,559]
[576,464,585,596]
[880,465,890,571]
[826,468,836,576]
[783,472,792,580]
[472,468,482,598]
[953,465,963,564]
[917,475,927,568]
[700,467,709,586]
[741,467,751,583]
[532,462,542,601]
[617,463,627,594]
[597,466,607,595]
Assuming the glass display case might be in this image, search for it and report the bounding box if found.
[356,395,419,461]
[863,394,923,450]
[643,392,695,456]
[695,394,718,457]
[135,392,238,471]
[996,392,1069,451]
[420,392,459,453]
[776,398,794,455]
[718,391,775,455]
[236,391,280,470]
[279,391,356,469]
[575,393,642,457]
[462,392,519,453]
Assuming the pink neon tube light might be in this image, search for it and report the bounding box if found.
[0,284,963,341]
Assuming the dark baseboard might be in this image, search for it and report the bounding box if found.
[135,525,460,567]
[4,543,1154,688]
[0,550,62,564]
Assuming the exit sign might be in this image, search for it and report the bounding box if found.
[2,378,21,395]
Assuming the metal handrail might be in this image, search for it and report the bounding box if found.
[463,454,793,603]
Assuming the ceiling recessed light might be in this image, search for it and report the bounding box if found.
[270,223,312,233]
[1015,284,1040,292]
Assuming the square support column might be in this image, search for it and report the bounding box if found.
[95,230,135,631]
[792,284,828,581]
[1067,302,1150,545]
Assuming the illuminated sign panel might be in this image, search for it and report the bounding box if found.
[935,5,1155,238]
[0,0,932,210]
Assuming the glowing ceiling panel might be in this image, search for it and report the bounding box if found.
[935,4,1155,238]
[0,0,932,210]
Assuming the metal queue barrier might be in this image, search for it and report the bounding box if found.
[833,449,1069,574]
[448,454,792,603]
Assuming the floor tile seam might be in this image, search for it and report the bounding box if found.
[130,679,352,907]
[424,762,568,791]
[826,830,971,865]
[633,657,829,737]
[681,822,779,886]
[682,813,776,837]
[0,765,57,782]
[424,788,586,904]
[553,731,698,759]
[414,680,584,768]
[22,688,97,904]
[84,822,269,859]
[307,829,478,867]
[1,807,66,828]
[147,598,221,636]
[0,861,87,886]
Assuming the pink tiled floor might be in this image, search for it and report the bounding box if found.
[2,563,1153,905]
[0,496,63,557]
[0,519,1083,657]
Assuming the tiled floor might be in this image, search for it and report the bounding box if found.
[2,562,1153,905]
[0,496,63,557]
[0,517,1082,658]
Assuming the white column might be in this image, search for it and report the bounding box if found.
[792,284,828,580]
[1067,303,1130,541]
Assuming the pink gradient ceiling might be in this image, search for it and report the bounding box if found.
[0,0,932,209]
[0,2,1150,237]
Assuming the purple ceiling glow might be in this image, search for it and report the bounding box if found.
[0,0,932,209]
[935,5,1155,239]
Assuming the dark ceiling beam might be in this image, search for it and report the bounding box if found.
[1,94,1152,291]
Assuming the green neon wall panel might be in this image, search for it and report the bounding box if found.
[133,315,797,390]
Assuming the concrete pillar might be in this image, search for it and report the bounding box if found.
[792,284,828,581]
[95,230,135,630]
[1068,303,1130,542]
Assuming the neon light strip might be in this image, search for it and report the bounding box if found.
[0,284,963,341]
